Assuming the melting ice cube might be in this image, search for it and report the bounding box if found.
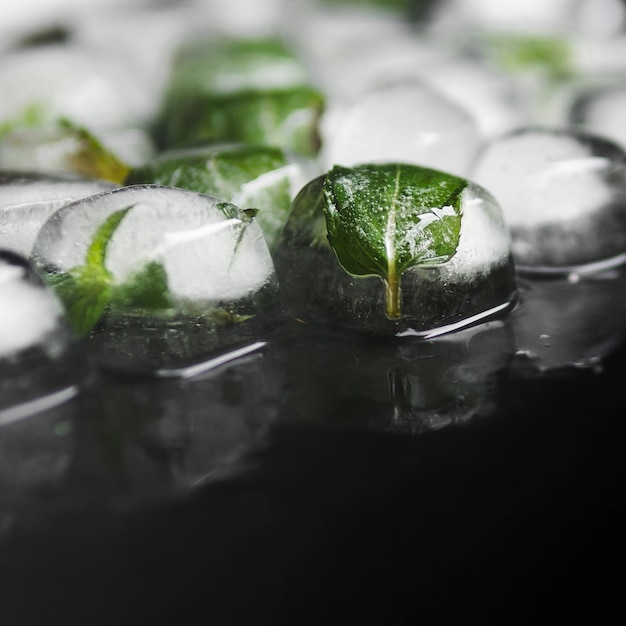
[0,250,84,426]
[274,165,516,337]
[0,171,117,257]
[471,127,626,272]
[31,184,281,375]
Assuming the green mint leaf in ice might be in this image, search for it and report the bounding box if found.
[48,207,131,335]
[322,163,465,319]
[170,37,309,98]
[161,87,324,156]
[110,261,172,313]
[125,144,293,251]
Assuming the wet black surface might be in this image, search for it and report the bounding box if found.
[1,274,626,625]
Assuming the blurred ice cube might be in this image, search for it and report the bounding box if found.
[428,0,625,37]
[0,171,117,257]
[31,185,282,375]
[416,57,532,141]
[0,125,154,179]
[471,127,626,272]
[320,79,482,177]
[0,42,153,132]
[0,250,85,426]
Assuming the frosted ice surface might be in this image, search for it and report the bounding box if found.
[0,257,64,357]
[0,172,117,256]
[320,79,481,177]
[34,185,276,303]
[471,129,617,227]
[442,185,513,280]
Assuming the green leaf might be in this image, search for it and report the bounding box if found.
[322,163,466,319]
[110,261,173,312]
[170,37,308,98]
[47,206,132,335]
[58,118,131,184]
[47,265,113,336]
[125,144,293,250]
[160,87,324,156]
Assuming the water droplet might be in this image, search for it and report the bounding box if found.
[539,333,551,346]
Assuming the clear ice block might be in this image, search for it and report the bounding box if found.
[0,171,117,257]
[0,250,85,426]
[471,127,626,273]
[30,184,282,375]
[274,163,517,337]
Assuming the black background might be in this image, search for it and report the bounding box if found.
[1,335,624,626]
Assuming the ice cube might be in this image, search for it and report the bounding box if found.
[0,250,85,426]
[0,171,117,257]
[0,42,152,132]
[154,35,324,156]
[471,127,626,272]
[31,184,282,375]
[274,163,516,337]
[428,0,624,36]
[125,142,320,252]
[415,57,532,141]
[320,79,482,177]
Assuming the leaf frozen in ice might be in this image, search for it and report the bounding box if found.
[322,163,465,319]
[162,87,324,156]
[125,143,293,251]
[59,118,131,184]
[48,206,131,335]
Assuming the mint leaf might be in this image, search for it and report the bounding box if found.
[47,265,113,336]
[47,207,132,335]
[160,87,324,156]
[322,163,465,319]
[110,261,172,312]
[58,118,131,184]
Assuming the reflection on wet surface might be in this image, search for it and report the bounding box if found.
[2,262,626,527]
